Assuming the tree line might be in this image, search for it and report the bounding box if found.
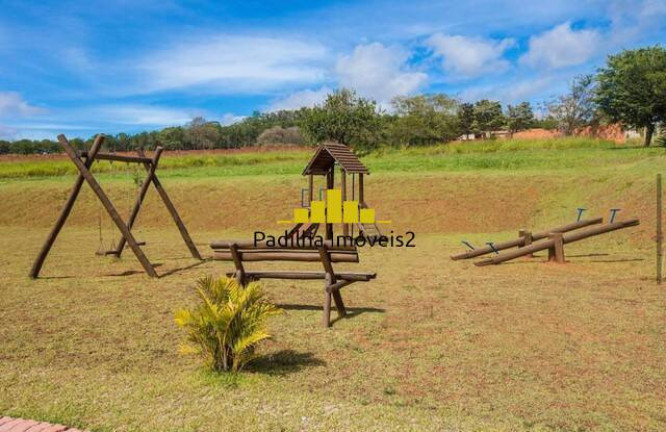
[2,46,664,155]
[0,95,553,155]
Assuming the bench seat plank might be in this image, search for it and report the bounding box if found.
[225,270,376,281]
[211,239,356,251]
[214,251,359,263]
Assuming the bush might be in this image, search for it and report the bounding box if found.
[256,126,306,146]
[175,276,282,372]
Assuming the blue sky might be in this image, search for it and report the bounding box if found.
[0,0,665,140]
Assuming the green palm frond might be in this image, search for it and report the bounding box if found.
[174,276,282,372]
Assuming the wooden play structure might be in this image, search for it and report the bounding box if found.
[452,217,639,266]
[211,141,378,327]
[287,141,382,240]
[30,134,201,279]
[210,240,376,327]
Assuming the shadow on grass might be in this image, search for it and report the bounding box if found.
[247,349,326,375]
[37,275,76,280]
[567,253,609,258]
[277,303,385,325]
[159,258,211,277]
[588,258,645,263]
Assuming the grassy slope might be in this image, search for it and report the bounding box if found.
[1,138,665,431]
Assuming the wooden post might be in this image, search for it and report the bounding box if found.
[307,175,313,205]
[59,136,158,277]
[341,168,348,236]
[331,289,346,318]
[351,174,355,238]
[111,147,163,257]
[229,243,246,285]
[658,174,663,284]
[518,229,534,258]
[149,172,202,260]
[135,148,201,260]
[30,134,105,278]
[319,245,336,327]
[358,173,364,204]
[323,273,332,328]
[547,232,565,263]
[326,167,334,240]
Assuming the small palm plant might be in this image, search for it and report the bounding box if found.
[175,276,282,372]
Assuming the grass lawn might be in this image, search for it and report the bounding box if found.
[1,138,665,431]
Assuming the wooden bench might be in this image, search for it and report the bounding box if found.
[210,240,376,327]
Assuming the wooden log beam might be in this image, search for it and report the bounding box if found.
[225,271,328,280]
[30,134,105,278]
[475,219,640,266]
[518,229,535,258]
[223,270,375,281]
[80,152,153,164]
[212,247,357,255]
[133,147,200,260]
[210,239,357,251]
[658,174,663,284]
[548,232,565,263]
[451,217,604,260]
[563,218,640,243]
[59,136,158,277]
[213,251,359,263]
[147,169,202,260]
[323,273,333,327]
[110,147,163,257]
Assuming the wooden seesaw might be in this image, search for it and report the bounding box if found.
[451,218,640,266]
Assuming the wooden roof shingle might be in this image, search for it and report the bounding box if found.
[302,141,369,175]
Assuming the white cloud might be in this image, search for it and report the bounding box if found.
[335,43,427,104]
[0,92,45,116]
[426,34,514,78]
[220,113,246,125]
[459,76,560,105]
[89,105,195,126]
[267,87,332,111]
[520,22,601,69]
[137,35,328,93]
[8,123,95,131]
[607,0,666,47]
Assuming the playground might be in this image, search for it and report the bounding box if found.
[1,138,665,431]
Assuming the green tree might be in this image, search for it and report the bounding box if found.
[506,102,535,136]
[299,88,382,153]
[596,46,666,146]
[158,127,185,150]
[548,75,596,136]
[457,102,475,137]
[184,117,221,150]
[473,100,505,137]
[389,94,460,146]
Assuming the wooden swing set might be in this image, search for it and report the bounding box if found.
[29,134,201,279]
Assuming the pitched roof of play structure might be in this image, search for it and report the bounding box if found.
[302,141,369,175]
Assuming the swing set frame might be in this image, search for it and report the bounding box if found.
[29,134,202,279]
